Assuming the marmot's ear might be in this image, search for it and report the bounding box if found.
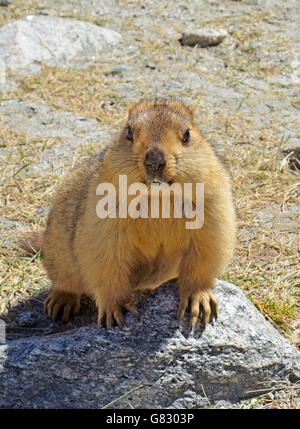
[187,105,195,119]
[126,102,136,117]
[120,103,133,123]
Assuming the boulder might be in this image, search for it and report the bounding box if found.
[0,15,121,74]
[0,280,299,409]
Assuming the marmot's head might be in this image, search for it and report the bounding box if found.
[119,98,208,185]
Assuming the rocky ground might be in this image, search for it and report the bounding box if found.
[1,281,299,409]
[0,0,299,408]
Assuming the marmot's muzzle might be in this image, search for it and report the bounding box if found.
[144,147,166,176]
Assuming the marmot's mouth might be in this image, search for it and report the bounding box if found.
[143,177,174,186]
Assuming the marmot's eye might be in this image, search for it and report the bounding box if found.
[182,129,190,145]
[126,126,133,142]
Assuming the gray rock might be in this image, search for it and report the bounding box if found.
[0,58,6,86]
[34,206,50,219]
[15,311,41,328]
[179,29,228,47]
[0,56,17,92]
[109,64,127,75]
[0,15,121,74]
[0,321,5,345]
[0,281,298,409]
[0,0,11,6]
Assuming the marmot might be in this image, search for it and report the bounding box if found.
[28,98,236,330]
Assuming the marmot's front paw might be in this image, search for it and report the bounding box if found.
[97,301,138,329]
[44,290,80,322]
[177,289,218,331]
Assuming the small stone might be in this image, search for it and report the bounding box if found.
[0,0,12,6]
[109,64,127,75]
[35,206,50,218]
[179,28,228,47]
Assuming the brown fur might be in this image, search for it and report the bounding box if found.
[30,98,236,328]
[18,231,44,256]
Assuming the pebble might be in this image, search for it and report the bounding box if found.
[179,28,228,47]
[109,64,127,75]
[0,0,12,6]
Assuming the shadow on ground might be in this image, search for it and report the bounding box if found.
[2,279,174,342]
[2,291,98,341]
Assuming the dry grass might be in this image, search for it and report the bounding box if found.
[0,0,41,27]
[214,112,299,340]
[15,66,128,126]
[240,381,300,409]
[0,126,58,312]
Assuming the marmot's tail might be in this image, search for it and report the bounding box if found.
[18,230,44,256]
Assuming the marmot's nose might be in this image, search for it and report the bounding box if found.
[144,147,166,174]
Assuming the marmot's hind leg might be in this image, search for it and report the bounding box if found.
[44,287,81,322]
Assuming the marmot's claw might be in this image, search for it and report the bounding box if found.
[124,303,139,317]
[189,321,196,336]
[209,294,219,321]
[97,306,125,329]
[114,308,125,329]
[177,289,218,331]
[44,290,80,322]
[177,295,189,321]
